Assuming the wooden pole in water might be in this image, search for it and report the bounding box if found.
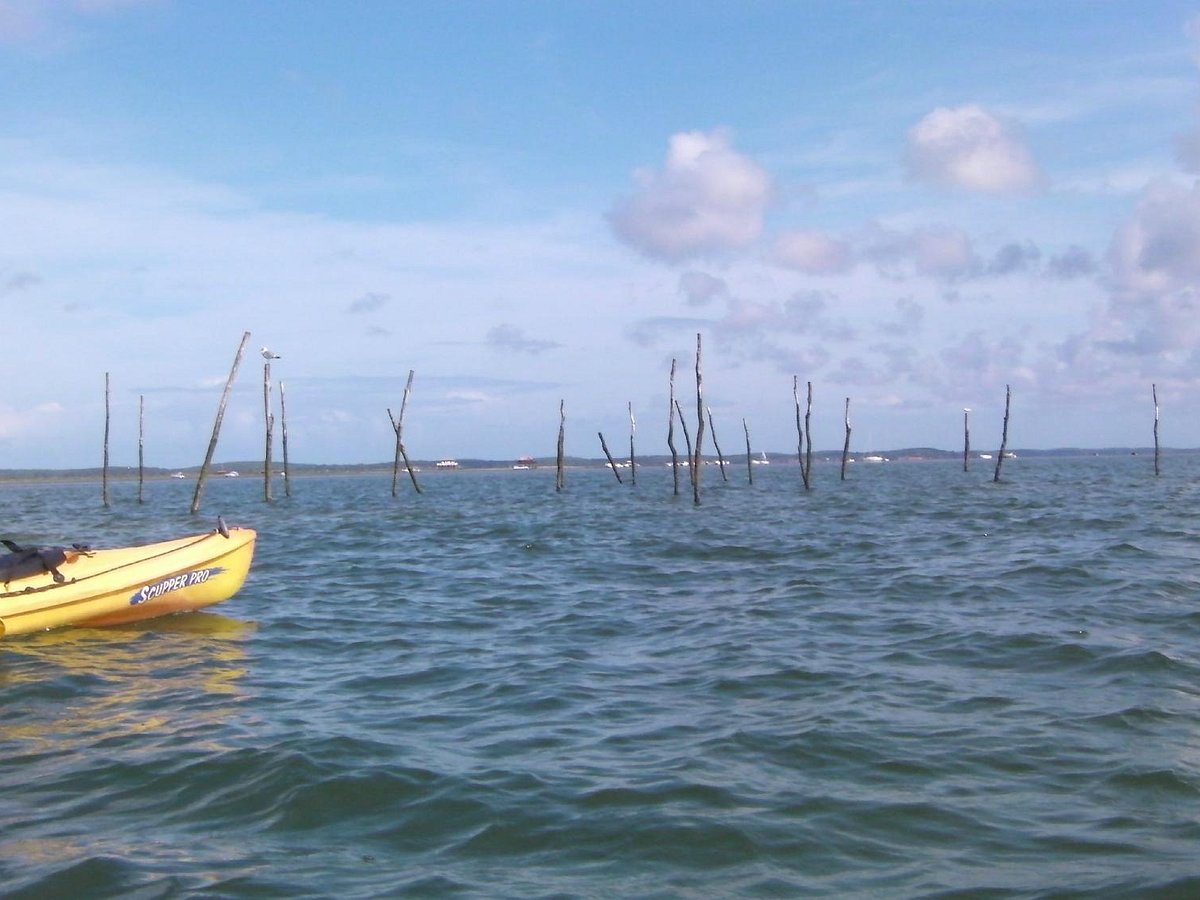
[667,358,680,496]
[102,372,111,508]
[1152,384,1161,477]
[191,331,250,515]
[279,380,292,497]
[743,418,753,485]
[804,381,814,490]
[555,399,566,492]
[707,407,727,482]
[963,408,971,472]
[993,384,1011,483]
[628,402,637,486]
[598,431,623,483]
[840,397,851,481]
[387,369,422,496]
[692,333,704,506]
[674,399,693,480]
[262,360,274,502]
[137,393,145,504]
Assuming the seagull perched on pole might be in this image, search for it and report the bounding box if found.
[261,347,281,360]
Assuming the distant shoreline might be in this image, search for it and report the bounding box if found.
[0,447,1190,485]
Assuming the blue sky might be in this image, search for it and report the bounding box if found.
[3,1,1200,468]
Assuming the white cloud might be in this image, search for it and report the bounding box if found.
[677,270,728,306]
[772,229,854,275]
[906,104,1040,193]
[609,129,773,262]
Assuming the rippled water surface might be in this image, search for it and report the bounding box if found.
[3,457,1200,898]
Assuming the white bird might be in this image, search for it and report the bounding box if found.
[261,347,281,360]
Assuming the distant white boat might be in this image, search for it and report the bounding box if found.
[862,455,888,463]
[223,471,240,478]
[751,452,770,465]
[435,460,459,469]
[170,472,187,479]
[979,453,993,460]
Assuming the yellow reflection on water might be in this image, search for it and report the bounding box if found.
[0,612,256,753]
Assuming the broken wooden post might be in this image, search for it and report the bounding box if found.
[263,360,274,502]
[963,408,971,472]
[840,397,851,481]
[628,402,637,486]
[692,333,704,506]
[667,358,680,496]
[387,369,422,496]
[279,380,292,497]
[137,393,145,504]
[707,406,727,482]
[1153,384,1161,477]
[674,399,693,480]
[102,372,111,508]
[993,384,1011,483]
[556,400,566,492]
[598,431,623,484]
[192,331,251,515]
[743,418,753,485]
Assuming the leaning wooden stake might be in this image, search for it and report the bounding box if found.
[102,372,111,508]
[388,369,422,496]
[743,418,754,485]
[555,400,566,492]
[692,333,704,506]
[840,397,851,481]
[803,381,814,490]
[707,407,727,482]
[263,360,274,502]
[279,380,292,497]
[598,431,623,484]
[667,358,680,495]
[191,331,251,515]
[137,393,145,504]
[993,384,1011,483]
[1152,384,1161,477]
[628,402,637,486]
[674,399,693,478]
[962,408,971,472]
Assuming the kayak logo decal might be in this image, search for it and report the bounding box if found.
[130,566,227,606]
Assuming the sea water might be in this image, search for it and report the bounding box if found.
[1,457,1198,898]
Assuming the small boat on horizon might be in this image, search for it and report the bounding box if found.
[0,524,257,639]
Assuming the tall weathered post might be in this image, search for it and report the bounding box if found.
[840,397,851,481]
[1152,384,1161,477]
[192,332,251,515]
[803,381,814,490]
[388,369,422,496]
[279,380,292,497]
[555,400,566,492]
[793,376,804,483]
[102,372,111,508]
[963,408,971,472]
[743,418,754,485]
[137,394,145,504]
[993,385,1011,483]
[628,402,637,486]
[262,359,274,502]
[599,431,623,484]
[707,407,727,482]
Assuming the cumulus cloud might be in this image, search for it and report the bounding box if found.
[678,270,728,306]
[610,129,773,262]
[486,323,561,355]
[1045,245,1097,280]
[863,224,979,281]
[1099,178,1200,355]
[906,104,1040,192]
[772,229,854,275]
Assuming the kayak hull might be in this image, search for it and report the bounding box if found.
[0,527,256,638]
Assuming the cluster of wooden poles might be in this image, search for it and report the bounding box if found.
[98,331,1167,513]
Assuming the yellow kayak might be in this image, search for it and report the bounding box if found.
[0,524,256,638]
